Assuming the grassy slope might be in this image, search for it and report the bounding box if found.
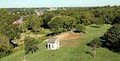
[0,24,120,61]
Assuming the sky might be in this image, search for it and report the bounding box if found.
[0,0,120,8]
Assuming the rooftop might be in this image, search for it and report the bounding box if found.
[47,37,58,43]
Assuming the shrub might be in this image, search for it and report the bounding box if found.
[89,38,102,48]
[74,24,86,33]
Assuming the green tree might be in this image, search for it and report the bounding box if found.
[0,35,12,58]
[94,18,104,25]
[18,22,28,33]
[102,24,120,51]
[112,16,120,24]
[63,16,76,30]
[80,12,95,25]
[89,38,102,48]
[24,36,38,54]
[42,12,55,28]
[75,24,86,33]
[25,16,43,32]
[48,16,64,34]
[89,38,102,57]
[48,15,76,34]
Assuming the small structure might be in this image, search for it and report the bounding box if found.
[34,9,44,16]
[13,17,23,25]
[46,37,60,50]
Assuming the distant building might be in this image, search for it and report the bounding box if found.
[47,7,66,11]
[46,37,60,50]
[34,9,44,16]
[47,7,57,11]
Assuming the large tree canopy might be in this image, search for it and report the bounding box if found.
[102,24,120,51]
[0,35,12,58]
[24,15,43,32]
[42,12,55,28]
[48,15,76,33]
[112,16,120,24]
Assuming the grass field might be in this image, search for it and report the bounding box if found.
[0,24,120,61]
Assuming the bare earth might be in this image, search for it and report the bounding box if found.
[56,32,80,41]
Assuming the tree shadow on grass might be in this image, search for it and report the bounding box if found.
[73,30,80,33]
[73,30,86,34]
[46,33,56,36]
[85,51,94,57]
[101,42,120,53]
[110,48,120,53]
[101,45,120,53]
[89,25,100,28]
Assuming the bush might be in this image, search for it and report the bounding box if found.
[74,24,86,33]
[0,47,11,58]
[0,36,12,58]
[89,38,102,48]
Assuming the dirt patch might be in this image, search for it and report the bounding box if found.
[56,32,80,41]
[45,32,81,47]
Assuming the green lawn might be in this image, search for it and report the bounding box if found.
[0,24,120,61]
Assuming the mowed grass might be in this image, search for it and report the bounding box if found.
[0,24,120,61]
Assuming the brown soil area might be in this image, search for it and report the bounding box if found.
[56,32,80,41]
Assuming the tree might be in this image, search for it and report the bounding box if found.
[25,15,43,32]
[89,38,102,48]
[24,36,38,54]
[74,24,86,33]
[0,18,18,40]
[63,16,76,30]
[80,12,95,25]
[103,13,115,24]
[0,35,12,58]
[18,22,28,33]
[48,15,76,34]
[102,24,120,52]
[112,16,120,24]
[94,18,104,25]
[48,16,65,34]
[88,38,102,57]
[42,12,55,28]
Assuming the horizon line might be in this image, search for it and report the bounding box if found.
[0,5,119,8]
